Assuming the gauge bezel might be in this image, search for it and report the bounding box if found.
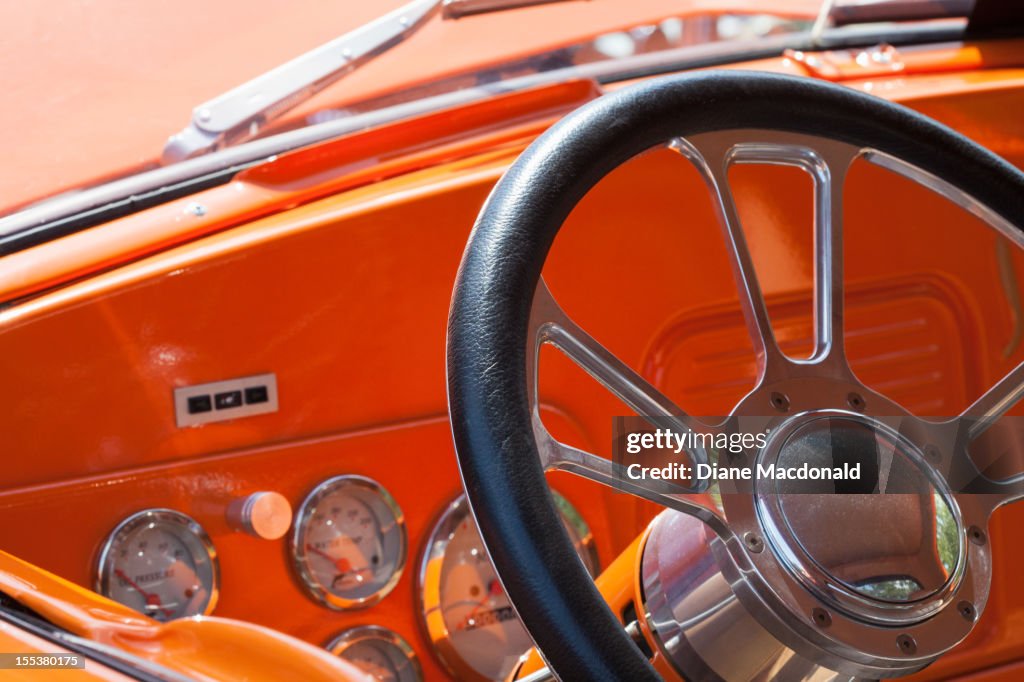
[95,508,219,620]
[292,475,407,610]
[327,625,423,682]
[418,492,597,681]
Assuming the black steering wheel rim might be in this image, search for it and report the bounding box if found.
[446,70,1024,681]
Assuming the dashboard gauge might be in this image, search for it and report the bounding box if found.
[419,493,598,681]
[293,475,407,609]
[327,625,422,682]
[96,509,218,622]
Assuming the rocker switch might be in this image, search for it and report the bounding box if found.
[174,373,278,427]
[214,390,243,409]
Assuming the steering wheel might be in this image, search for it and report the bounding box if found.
[446,71,1024,680]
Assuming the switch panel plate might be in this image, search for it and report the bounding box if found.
[174,373,278,427]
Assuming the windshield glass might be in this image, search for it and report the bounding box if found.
[1,0,971,220]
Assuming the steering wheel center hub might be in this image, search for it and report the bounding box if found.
[762,413,962,615]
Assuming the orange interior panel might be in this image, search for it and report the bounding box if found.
[2,42,1024,680]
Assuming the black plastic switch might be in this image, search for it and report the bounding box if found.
[214,390,243,409]
[175,374,277,427]
[244,385,269,404]
[187,395,213,414]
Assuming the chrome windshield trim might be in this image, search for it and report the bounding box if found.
[0,82,516,251]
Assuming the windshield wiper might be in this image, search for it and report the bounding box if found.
[162,0,577,163]
[162,0,439,163]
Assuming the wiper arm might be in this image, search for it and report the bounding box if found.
[162,0,579,164]
[162,0,440,163]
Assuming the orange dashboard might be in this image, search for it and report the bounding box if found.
[3,41,1024,680]
[0,149,650,678]
[0,411,618,680]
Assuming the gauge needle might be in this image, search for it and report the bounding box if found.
[114,569,173,619]
[460,578,503,629]
[305,544,371,584]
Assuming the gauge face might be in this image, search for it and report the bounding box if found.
[328,626,422,682]
[293,475,407,609]
[420,493,597,681]
[96,509,218,622]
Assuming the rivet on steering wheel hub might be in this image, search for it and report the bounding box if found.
[897,634,918,656]
[968,526,987,545]
[770,391,790,412]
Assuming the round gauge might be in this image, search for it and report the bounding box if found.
[95,509,218,622]
[419,493,597,681]
[327,625,422,682]
[293,475,407,609]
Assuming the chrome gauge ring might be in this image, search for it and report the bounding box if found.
[95,508,219,622]
[327,625,422,682]
[419,493,597,681]
[292,475,407,610]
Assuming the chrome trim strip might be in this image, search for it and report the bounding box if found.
[0,85,507,245]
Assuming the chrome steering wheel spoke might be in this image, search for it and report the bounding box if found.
[528,279,705,433]
[528,278,728,530]
[533,428,730,535]
[676,132,863,383]
[964,360,1024,441]
[670,134,788,382]
[942,360,1024,519]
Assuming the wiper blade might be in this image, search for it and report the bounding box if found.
[162,0,440,163]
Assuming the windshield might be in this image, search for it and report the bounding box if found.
[0,0,974,220]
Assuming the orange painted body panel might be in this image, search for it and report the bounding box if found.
[0,622,133,680]
[0,552,370,681]
[2,33,1024,681]
[0,79,599,304]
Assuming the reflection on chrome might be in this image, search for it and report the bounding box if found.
[419,493,597,681]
